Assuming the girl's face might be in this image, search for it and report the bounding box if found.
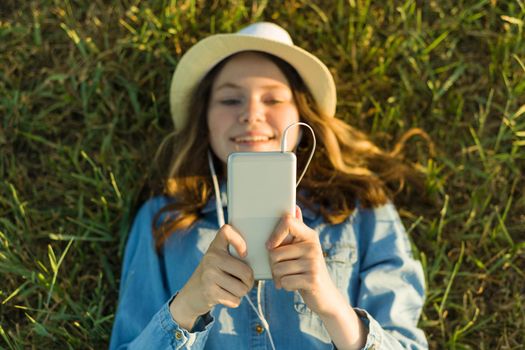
[207,52,300,164]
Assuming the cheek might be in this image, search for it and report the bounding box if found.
[274,106,300,147]
[207,108,223,133]
[273,106,300,130]
[207,111,232,158]
[207,106,235,131]
[283,104,300,123]
[207,122,224,149]
[207,109,218,131]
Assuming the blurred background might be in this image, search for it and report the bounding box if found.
[1,1,524,348]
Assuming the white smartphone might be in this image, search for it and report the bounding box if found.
[227,152,296,280]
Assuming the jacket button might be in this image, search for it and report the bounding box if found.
[255,324,264,334]
[175,330,183,340]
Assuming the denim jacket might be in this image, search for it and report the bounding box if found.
[109,193,428,349]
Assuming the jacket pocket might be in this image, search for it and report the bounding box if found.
[322,241,357,265]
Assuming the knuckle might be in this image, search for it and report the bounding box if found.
[241,274,254,290]
[245,276,253,289]
[204,250,218,261]
[222,224,237,238]
[217,229,228,241]
[271,264,280,277]
[281,278,291,291]
[240,285,249,296]
[243,264,253,277]
[269,250,281,263]
[230,298,242,308]
[219,226,232,238]
[202,267,218,282]
[275,262,285,275]
[310,260,319,274]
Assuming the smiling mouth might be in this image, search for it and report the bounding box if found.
[231,135,276,144]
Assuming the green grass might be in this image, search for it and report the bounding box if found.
[1,0,524,349]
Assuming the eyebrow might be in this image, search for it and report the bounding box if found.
[213,82,289,92]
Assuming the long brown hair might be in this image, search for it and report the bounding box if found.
[152,52,429,249]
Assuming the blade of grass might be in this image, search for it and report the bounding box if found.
[46,239,74,306]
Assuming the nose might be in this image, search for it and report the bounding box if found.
[238,98,265,124]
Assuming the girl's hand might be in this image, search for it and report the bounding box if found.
[266,206,339,316]
[170,224,254,330]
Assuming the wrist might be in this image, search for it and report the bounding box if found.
[317,298,367,350]
[305,275,343,317]
[169,290,205,331]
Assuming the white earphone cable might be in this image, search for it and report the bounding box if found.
[281,122,316,187]
[207,151,225,227]
[245,281,276,350]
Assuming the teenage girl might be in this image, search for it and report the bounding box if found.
[110,22,428,350]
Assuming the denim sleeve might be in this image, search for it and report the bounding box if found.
[109,198,215,349]
[356,204,428,350]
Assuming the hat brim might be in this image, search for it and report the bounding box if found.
[169,34,336,130]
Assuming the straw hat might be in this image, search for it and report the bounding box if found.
[169,22,336,130]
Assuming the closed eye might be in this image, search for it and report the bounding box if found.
[220,98,242,106]
[264,99,285,105]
